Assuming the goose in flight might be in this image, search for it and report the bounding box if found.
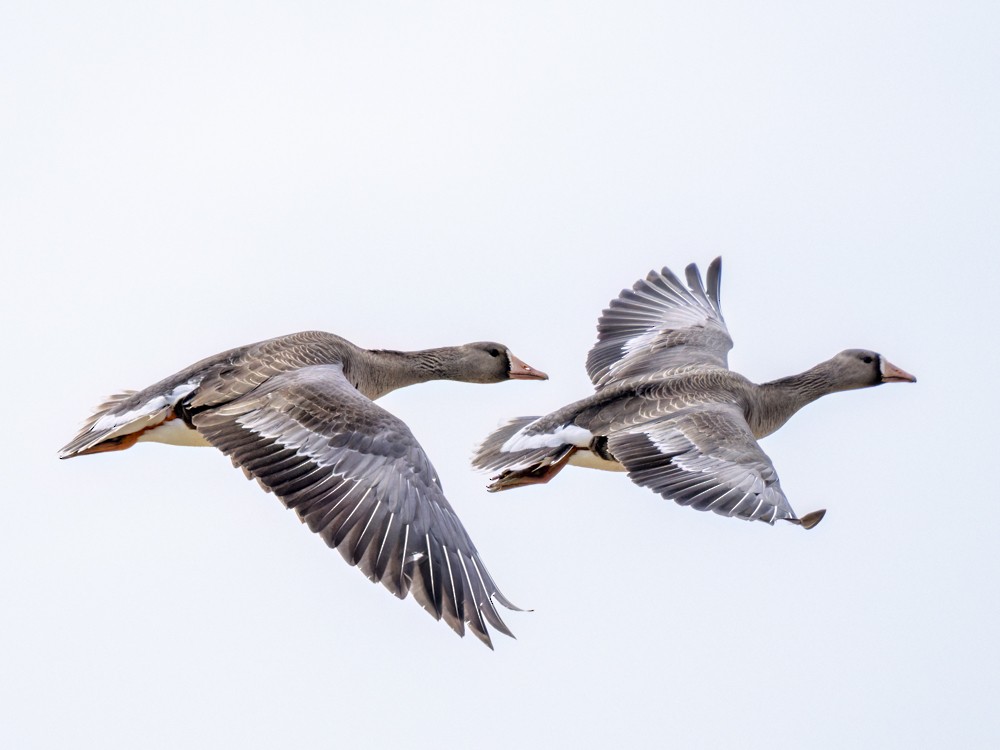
[60,331,547,647]
[473,259,915,529]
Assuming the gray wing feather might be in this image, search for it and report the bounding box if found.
[607,402,799,524]
[192,364,516,648]
[586,258,733,387]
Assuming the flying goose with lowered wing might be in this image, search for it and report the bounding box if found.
[60,331,547,647]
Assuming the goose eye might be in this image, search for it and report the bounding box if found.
[862,355,873,364]
[488,348,501,357]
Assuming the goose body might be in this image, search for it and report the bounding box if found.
[60,330,547,647]
[474,260,915,528]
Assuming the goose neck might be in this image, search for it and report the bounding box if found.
[359,347,459,398]
[750,364,841,438]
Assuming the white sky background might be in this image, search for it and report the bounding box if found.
[2,1,998,747]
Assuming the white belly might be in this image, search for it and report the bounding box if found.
[568,449,627,472]
[137,419,212,447]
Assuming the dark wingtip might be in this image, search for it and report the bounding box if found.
[491,591,530,614]
[684,261,706,296]
[468,624,496,650]
[706,257,724,316]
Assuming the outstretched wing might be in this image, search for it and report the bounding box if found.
[586,258,733,387]
[607,402,813,525]
[191,364,519,648]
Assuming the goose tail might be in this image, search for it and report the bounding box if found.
[473,416,576,491]
[58,379,206,459]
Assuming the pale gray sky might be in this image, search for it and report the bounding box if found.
[3,2,998,748]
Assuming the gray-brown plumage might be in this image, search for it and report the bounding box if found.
[60,331,547,648]
[473,259,915,528]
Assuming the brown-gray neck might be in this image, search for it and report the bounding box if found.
[747,360,851,439]
[352,347,473,400]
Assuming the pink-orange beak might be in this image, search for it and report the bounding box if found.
[508,351,548,381]
[880,358,917,384]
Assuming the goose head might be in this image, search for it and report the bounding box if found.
[832,349,917,389]
[457,342,549,383]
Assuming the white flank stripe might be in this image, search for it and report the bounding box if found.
[501,424,593,453]
[92,380,200,432]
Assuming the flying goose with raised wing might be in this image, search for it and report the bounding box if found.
[473,259,915,528]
